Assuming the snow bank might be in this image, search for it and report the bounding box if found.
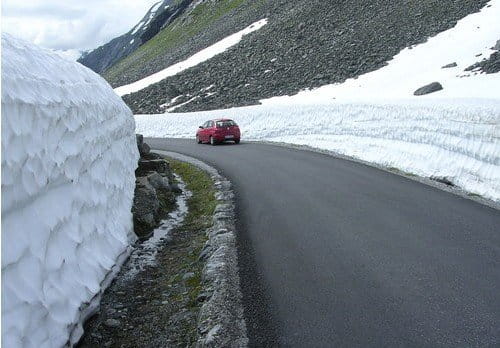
[136,98,500,201]
[1,33,139,347]
[114,18,268,96]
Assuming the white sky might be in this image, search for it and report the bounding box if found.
[1,0,160,59]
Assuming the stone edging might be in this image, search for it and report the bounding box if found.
[153,150,248,347]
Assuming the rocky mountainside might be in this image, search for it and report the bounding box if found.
[81,0,490,113]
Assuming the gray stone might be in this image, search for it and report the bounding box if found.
[138,159,169,174]
[182,272,196,281]
[104,319,121,328]
[441,62,457,69]
[413,82,443,96]
[133,177,159,235]
[171,182,182,193]
[494,39,500,51]
[147,171,171,191]
[196,291,212,303]
[140,142,151,156]
[430,176,454,186]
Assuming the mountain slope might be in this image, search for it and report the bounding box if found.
[116,0,489,113]
[102,0,267,87]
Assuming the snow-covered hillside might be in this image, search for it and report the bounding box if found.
[135,2,500,201]
[1,34,138,347]
[115,18,268,96]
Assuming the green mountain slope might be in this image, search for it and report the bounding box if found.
[104,0,266,87]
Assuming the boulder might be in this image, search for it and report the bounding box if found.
[132,177,160,236]
[414,82,443,96]
[137,159,169,175]
[441,62,457,69]
[136,134,151,156]
[147,171,171,191]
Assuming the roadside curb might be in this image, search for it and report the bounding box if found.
[154,150,248,347]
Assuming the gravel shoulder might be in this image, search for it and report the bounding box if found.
[77,154,247,347]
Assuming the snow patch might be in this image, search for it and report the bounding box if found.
[131,21,145,35]
[115,18,269,96]
[1,33,138,347]
[167,95,200,112]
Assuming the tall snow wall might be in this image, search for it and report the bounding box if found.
[1,34,139,347]
[135,99,500,201]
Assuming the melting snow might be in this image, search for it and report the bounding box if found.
[123,174,192,279]
[115,19,268,96]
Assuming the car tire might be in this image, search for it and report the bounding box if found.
[210,136,216,146]
[196,135,202,144]
[235,139,240,144]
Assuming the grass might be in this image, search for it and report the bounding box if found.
[104,0,247,84]
[162,158,217,344]
[170,159,217,231]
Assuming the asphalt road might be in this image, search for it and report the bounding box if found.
[148,138,500,347]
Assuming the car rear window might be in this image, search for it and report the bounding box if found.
[216,120,236,128]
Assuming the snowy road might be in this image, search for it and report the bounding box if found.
[149,138,500,347]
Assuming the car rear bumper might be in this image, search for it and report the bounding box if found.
[213,134,240,141]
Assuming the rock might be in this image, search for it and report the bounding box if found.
[141,142,151,156]
[104,319,121,328]
[170,183,182,193]
[196,292,212,303]
[91,332,103,339]
[494,39,500,51]
[413,82,443,96]
[136,134,152,156]
[465,51,500,74]
[137,159,169,174]
[182,272,195,281]
[430,176,454,186]
[441,62,457,68]
[133,177,160,235]
[147,171,171,191]
[136,134,143,147]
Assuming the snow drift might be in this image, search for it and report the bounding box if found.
[1,34,139,347]
[136,99,500,201]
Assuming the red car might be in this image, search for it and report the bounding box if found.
[196,119,241,145]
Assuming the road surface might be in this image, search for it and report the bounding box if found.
[149,138,500,347]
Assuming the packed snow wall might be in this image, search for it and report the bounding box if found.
[1,34,139,347]
[135,99,500,201]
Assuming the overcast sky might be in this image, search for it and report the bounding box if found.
[1,0,159,59]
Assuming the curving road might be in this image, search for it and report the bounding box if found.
[148,138,500,347]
